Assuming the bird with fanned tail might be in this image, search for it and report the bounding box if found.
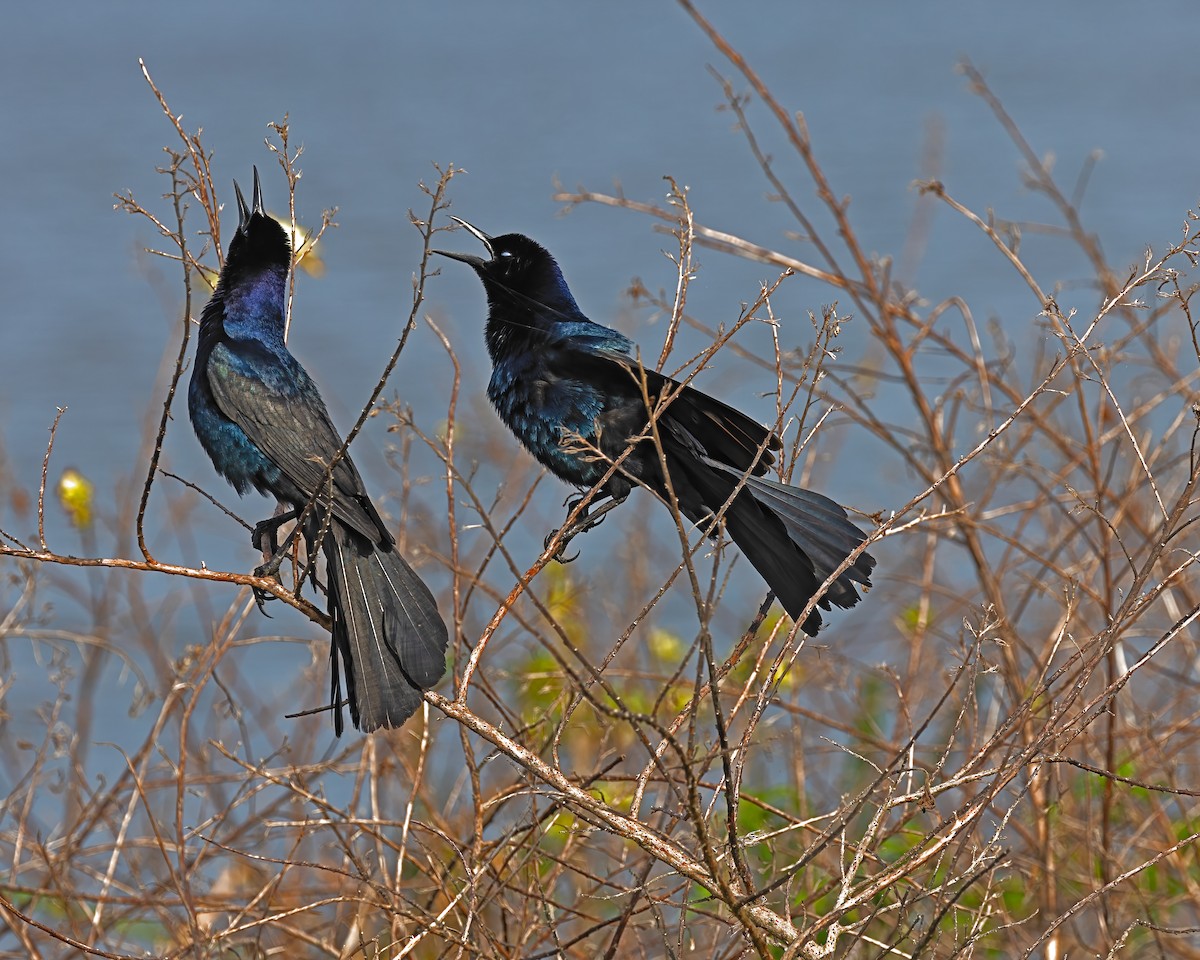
[436,220,874,633]
[189,169,447,733]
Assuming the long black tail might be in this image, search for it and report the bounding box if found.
[324,521,448,733]
[670,454,875,634]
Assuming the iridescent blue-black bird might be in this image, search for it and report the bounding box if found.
[436,221,874,633]
[188,169,447,732]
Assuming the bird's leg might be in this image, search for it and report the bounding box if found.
[251,507,300,557]
[544,491,628,563]
[544,493,599,562]
[250,506,304,613]
[542,491,590,562]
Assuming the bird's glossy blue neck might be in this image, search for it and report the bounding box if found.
[533,260,583,317]
[218,266,288,345]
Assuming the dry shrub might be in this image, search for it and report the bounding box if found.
[2,10,1199,960]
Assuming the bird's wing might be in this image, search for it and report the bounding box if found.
[647,367,780,475]
[550,325,779,475]
[206,338,387,544]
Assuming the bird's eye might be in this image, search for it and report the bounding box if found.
[498,250,514,258]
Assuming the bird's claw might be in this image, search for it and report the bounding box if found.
[543,494,618,563]
[544,527,581,564]
[252,590,275,617]
[250,566,280,619]
[251,548,289,616]
[249,508,309,614]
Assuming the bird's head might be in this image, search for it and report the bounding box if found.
[434,218,582,322]
[223,166,291,276]
[204,168,292,339]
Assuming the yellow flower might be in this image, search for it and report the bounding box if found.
[57,468,94,529]
[195,214,327,291]
[270,214,326,277]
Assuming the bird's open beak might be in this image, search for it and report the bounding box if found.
[233,166,267,235]
[432,216,494,267]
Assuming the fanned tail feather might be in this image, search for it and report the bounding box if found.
[325,521,448,733]
[672,455,875,634]
[742,473,875,595]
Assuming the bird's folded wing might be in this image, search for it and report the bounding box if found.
[555,331,780,476]
[646,367,780,475]
[207,339,384,543]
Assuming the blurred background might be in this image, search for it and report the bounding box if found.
[1,2,1196,762]
[5,4,1200,955]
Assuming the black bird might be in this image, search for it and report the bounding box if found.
[436,220,874,633]
[188,169,447,732]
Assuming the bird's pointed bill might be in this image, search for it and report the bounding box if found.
[234,180,250,232]
[455,217,495,254]
[433,217,496,268]
[251,166,265,217]
[432,248,486,268]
